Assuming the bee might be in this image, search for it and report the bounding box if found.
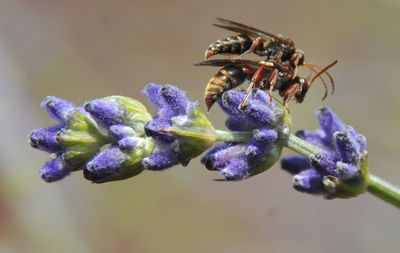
[197,18,337,111]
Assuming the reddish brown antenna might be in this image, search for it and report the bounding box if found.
[305,60,338,99]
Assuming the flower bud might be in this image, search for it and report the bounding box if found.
[282,107,369,199]
[142,83,216,170]
[202,89,292,180]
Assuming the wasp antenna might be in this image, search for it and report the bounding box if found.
[305,60,337,95]
[304,64,328,100]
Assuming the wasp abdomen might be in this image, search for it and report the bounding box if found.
[205,35,253,59]
[205,65,252,110]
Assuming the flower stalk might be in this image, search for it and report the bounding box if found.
[29,85,400,209]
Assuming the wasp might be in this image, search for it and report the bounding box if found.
[197,18,337,111]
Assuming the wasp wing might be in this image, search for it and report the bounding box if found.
[194,59,266,68]
[214,17,286,42]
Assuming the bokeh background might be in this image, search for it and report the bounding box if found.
[1,0,400,252]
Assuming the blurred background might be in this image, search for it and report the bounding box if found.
[1,0,400,252]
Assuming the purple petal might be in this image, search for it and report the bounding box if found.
[40,96,75,123]
[84,98,123,127]
[292,168,324,194]
[336,162,361,181]
[253,129,277,144]
[142,83,166,109]
[39,156,71,182]
[86,145,127,174]
[201,143,232,169]
[225,118,251,131]
[310,153,339,176]
[220,156,249,180]
[218,90,246,121]
[346,126,367,152]
[29,125,64,153]
[159,85,190,115]
[296,130,328,150]
[281,156,310,174]
[202,144,246,170]
[109,124,135,139]
[316,107,345,142]
[141,149,179,171]
[250,88,271,104]
[118,137,139,149]
[242,100,276,127]
[334,131,360,164]
[144,118,175,143]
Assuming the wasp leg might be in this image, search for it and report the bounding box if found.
[272,50,283,64]
[240,65,267,108]
[282,83,300,110]
[233,37,264,60]
[263,69,279,101]
[290,52,302,79]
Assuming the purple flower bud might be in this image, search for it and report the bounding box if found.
[141,83,166,109]
[159,85,190,115]
[143,83,190,118]
[84,98,123,127]
[144,118,175,143]
[241,101,277,127]
[334,131,360,164]
[29,125,64,153]
[292,168,324,194]
[86,145,127,175]
[201,143,232,169]
[31,95,153,183]
[203,89,290,180]
[39,156,71,182]
[282,107,369,198]
[220,157,249,181]
[142,84,216,171]
[202,144,247,170]
[118,137,139,149]
[218,91,247,122]
[316,107,345,143]
[40,96,74,123]
[141,149,179,171]
[109,124,136,139]
[253,129,278,143]
[310,153,339,177]
[295,130,328,150]
[336,162,360,181]
[281,156,310,174]
[225,118,251,131]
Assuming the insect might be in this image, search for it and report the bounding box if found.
[197,18,337,111]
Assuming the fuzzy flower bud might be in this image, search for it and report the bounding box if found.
[29,95,154,183]
[281,107,369,199]
[202,89,292,180]
[141,83,216,170]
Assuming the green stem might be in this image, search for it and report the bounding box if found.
[215,130,253,143]
[285,133,323,158]
[367,175,400,209]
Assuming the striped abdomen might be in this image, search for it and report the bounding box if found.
[205,35,253,59]
[205,65,253,111]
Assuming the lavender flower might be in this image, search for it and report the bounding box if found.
[201,89,292,180]
[281,107,369,198]
[30,96,154,183]
[142,83,216,170]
